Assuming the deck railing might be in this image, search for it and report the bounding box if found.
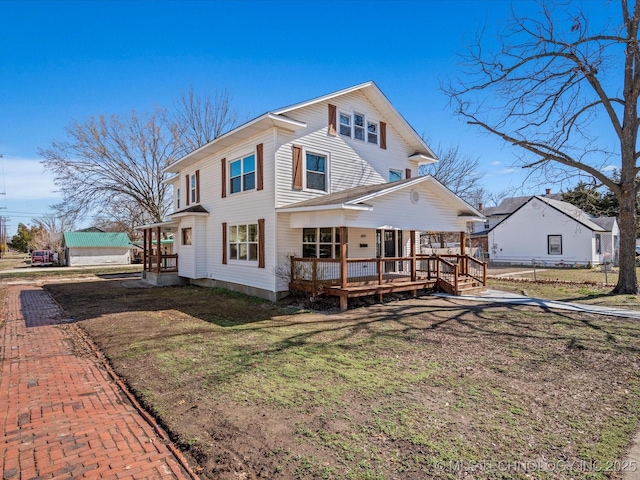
[144,253,178,273]
[290,254,482,295]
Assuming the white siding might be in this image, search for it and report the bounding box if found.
[67,248,130,266]
[176,218,196,278]
[275,91,418,208]
[489,199,598,265]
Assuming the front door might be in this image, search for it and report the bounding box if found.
[377,230,403,273]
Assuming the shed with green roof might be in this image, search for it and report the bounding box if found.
[62,232,132,266]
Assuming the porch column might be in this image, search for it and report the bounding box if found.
[156,226,162,274]
[339,226,347,289]
[146,228,153,272]
[460,231,467,275]
[143,229,148,273]
[410,230,416,282]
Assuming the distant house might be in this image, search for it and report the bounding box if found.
[62,232,132,266]
[472,194,619,266]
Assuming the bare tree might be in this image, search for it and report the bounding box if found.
[174,87,239,156]
[419,142,484,203]
[31,214,76,252]
[39,88,239,230]
[445,0,640,293]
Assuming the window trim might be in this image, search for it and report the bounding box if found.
[229,153,256,195]
[303,148,330,193]
[339,111,351,137]
[227,223,259,263]
[389,169,403,182]
[548,235,562,255]
[353,112,365,141]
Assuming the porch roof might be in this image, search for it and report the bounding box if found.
[135,220,180,231]
[276,175,484,218]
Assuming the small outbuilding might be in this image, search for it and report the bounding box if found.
[62,232,132,267]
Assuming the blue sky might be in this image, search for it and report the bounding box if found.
[0,0,615,233]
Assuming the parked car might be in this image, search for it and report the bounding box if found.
[30,250,54,267]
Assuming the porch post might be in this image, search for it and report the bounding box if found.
[410,230,416,281]
[156,226,161,273]
[143,228,148,273]
[147,228,153,272]
[340,226,347,289]
[460,231,467,275]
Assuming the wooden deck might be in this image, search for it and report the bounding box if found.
[289,254,487,310]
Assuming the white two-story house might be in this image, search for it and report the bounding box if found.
[137,82,484,307]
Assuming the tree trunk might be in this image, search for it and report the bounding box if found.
[613,185,638,294]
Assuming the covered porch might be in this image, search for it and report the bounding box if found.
[288,228,486,310]
[135,221,182,286]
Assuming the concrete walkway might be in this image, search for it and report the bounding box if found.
[436,289,640,319]
[0,284,197,479]
[436,288,640,479]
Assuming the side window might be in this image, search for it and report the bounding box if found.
[177,188,180,209]
[302,227,342,259]
[548,235,562,255]
[190,175,197,203]
[306,152,327,191]
[228,224,258,261]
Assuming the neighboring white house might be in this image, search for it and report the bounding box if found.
[62,232,132,266]
[480,196,619,266]
[137,81,484,300]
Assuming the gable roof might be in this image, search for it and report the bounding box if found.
[277,175,483,218]
[165,81,437,173]
[488,196,609,233]
[490,193,563,216]
[591,216,618,231]
[62,232,132,248]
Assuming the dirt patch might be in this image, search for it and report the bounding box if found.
[43,278,640,479]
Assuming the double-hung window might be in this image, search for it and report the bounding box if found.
[306,152,327,191]
[548,235,562,255]
[177,188,181,209]
[339,113,351,136]
[302,227,342,259]
[353,113,365,141]
[190,174,197,203]
[367,121,378,144]
[229,224,258,261]
[230,154,256,194]
[339,111,378,145]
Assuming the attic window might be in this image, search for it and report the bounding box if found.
[339,113,351,136]
[354,113,365,140]
[367,121,378,144]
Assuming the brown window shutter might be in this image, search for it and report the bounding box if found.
[292,145,303,190]
[380,121,387,150]
[328,104,337,136]
[258,218,265,268]
[195,170,200,203]
[222,222,227,264]
[405,168,411,179]
[221,158,226,198]
[256,143,264,191]
[185,174,190,206]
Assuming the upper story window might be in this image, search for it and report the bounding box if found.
[367,121,378,144]
[339,113,351,136]
[230,154,256,194]
[190,175,197,203]
[389,169,402,182]
[306,152,327,191]
[354,113,365,141]
[177,188,181,209]
[339,111,378,145]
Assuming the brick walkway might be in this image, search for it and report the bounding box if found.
[0,284,194,479]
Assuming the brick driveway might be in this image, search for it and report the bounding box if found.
[0,284,195,479]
